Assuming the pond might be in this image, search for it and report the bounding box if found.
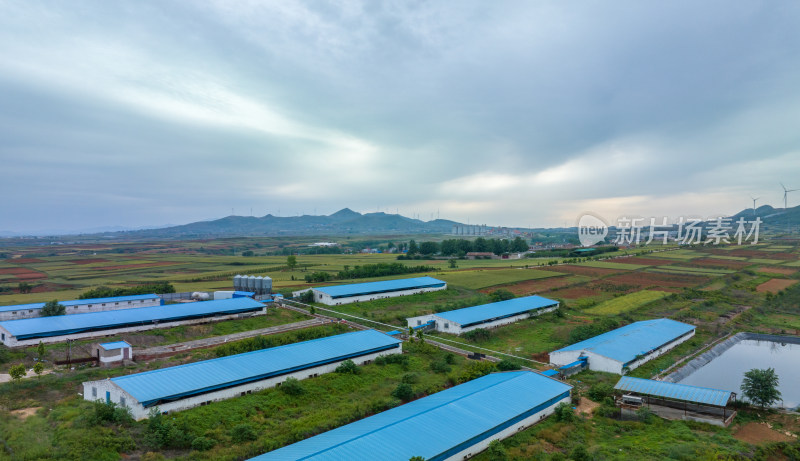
[677,338,800,409]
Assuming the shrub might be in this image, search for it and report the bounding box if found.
[553,402,574,422]
[496,359,521,371]
[231,423,258,442]
[456,360,497,383]
[87,401,133,426]
[335,359,360,375]
[430,359,451,374]
[488,289,515,302]
[280,377,304,396]
[375,353,410,366]
[191,436,216,451]
[392,383,414,402]
[444,353,456,365]
[588,383,614,402]
[401,373,419,384]
[486,439,508,460]
[462,328,492,342]
[570,445,590,461]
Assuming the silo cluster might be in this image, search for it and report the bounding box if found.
[234,274,273,295]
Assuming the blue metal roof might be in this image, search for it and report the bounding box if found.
[435,295,558,327]
[0,294,160,313]
[314,277,446,299]
[615,376,734,407]
[99,341,131,350]
[251,371,572,461]
[551,318,695,364]
[112,330,401,407]
[541,369,560,377]
[0,297,266,340]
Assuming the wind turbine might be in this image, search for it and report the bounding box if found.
[750,196,760,216]
[781,183,799,210]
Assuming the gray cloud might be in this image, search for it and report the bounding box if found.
[1,0,799,233]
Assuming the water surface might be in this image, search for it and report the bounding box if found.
[677,339,800,409]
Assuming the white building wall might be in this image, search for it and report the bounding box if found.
[0,298,161,321]
[315,284,446,306]
[443,392,571,461]
[409,306,557,335]
[83,345,402,420]
[0,307,267,347]
[549,329,696,375]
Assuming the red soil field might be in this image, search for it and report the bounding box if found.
[94,262,177,271]
[613,257,675,266]
[757,266,797,276]
[480,276,581,296]
[547,286,604,299]
[685,258,753,270]
[0,268,47,280]
[8,258,45,264]
[67,258,111,265]
[756,279,798,293]
[598,271,708,290]
[725,249,795,260]
[540,265,623,277]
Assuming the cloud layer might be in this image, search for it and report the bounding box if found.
[1,1,799,233]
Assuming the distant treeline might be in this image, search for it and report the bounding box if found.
[304,262,434,283]
[398,237,530,259]
[79,281,175,299]
[527,246,619,259]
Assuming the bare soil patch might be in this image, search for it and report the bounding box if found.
[601,272,708,290]
[575,397,599,417]
[727,249,795,260]
[688,258,753,270]
[733,422,795,444]
[541,265,623,278]
[756,279,798,293]
[613,257,675,266]
[67,258,111,265]
[758,266,797,276]
[8,258,45,264]
[11,407,41,420]
[548,286,604,299]
[480,276,582,296]
[0,267,47,280]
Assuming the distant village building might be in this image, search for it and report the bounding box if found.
[465,252,498,260]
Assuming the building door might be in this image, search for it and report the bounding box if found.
[123,348,129,359]
[106,391,110,404]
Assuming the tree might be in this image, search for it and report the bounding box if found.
[392,383,414,401]
[415,329,424,343]
[33,361,44,378]
[40,299,65,317]
[8,363,26,383]
[419,241,439,255]
[37,341,45,361]
[241,250,254,257]
[18,282,33,294]
[741,368,782,408]
[286,255,297,270]
[553,402,574,422]
[408,240,419,255]
[448,259,457,269]
[298,290,314,304]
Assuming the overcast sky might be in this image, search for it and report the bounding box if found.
[1,1,800,234]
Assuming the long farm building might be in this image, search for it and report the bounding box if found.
[549,318,695,374]
[406,295,559,335]
[308,276,447,305]
[0,297,267,347]
[0,294,161,321]
[250,371,572,461]
[83,330,402,420]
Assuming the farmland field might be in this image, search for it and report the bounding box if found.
[583,290,670,315]
[575,260,650,270]
[438,268,564,290]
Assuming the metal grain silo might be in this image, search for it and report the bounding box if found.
[262,276,273,294]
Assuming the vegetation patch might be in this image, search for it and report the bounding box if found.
[584,290,670,315]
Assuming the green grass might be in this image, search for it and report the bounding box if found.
[647,266,731,276]
[748,258,787,265]
[437,268,564,290]
[584,290,671,315]
[647,250,704,260]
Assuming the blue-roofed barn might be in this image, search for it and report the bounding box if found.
[0,297,268,347]
[249,371,572,461]
[0,294,161,321]
[549,318,695,374]
[406,295,559,335]
[82,330,402,420]
[307,276,446,305]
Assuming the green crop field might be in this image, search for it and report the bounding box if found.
[647,250,703,260]
[437,268,564,290]
[748,258,787,265]
[647,267,730,276]
[584,290,670,315]
[575,260,649,270]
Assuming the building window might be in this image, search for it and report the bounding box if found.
[92,387,97,398]
[417,320,421,325]
[102,304,106,307]
[444,323,449,329]
[115,302,119,306]
[1,333,4,341]
[11,311,16,315]
[87,305,92,308]
[128,301,132,304]
[74,306,78,309]
[120,397,126,407]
